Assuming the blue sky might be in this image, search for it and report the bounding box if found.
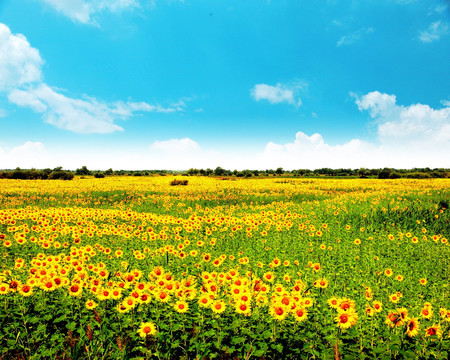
[0,0,449,170]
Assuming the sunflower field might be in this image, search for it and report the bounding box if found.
[0,176,449,359]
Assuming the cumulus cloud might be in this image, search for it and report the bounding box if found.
[260,132,376,169]
[250,83,303,107]
[418,21,449,42]
[336,27,374,47]
[260,92,450,169]
[39,0,140,24]
[0,24,43,91]
[1,23,183,134]
[354,90,450,145]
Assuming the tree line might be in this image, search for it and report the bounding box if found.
[0,166,448,180]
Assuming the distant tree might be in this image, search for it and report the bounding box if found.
[357,168,368,178]
[205,168,213,176]
[104,168,114,175]
[214,167,225,176]
[75,166,91,176]
[378,168,391,179]
[187,168,198,176]
[275,167,284,175]
[48,170,74,180]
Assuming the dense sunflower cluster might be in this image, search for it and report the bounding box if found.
[0,176,449,358]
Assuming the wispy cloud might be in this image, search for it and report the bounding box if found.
[38,0,140,25]
[336,27,374,47]
[250,82,306,107]
[0,23,185,134]
[418,21,449,42]
[8,84,180,134]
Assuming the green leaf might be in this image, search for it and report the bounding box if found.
[270,343,283,353]
[231,336,246,345]
[253,349,265,357]
[66,321,77,331]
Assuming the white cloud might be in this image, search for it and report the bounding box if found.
[8,84,180,134]
[336,27,374,47]
[150,138,201,154]
[260,132,376,169]
[0,141,47,169]
[1,23,184,134]
[419,21,449,42]
[259,92,450,169]
[354,91,450,144]
[0,23,43,91]
[250,83,303,106]
[39,0,140,24]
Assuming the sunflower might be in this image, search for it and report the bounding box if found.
[293,308,308,323]
[263,272,275,283]
[269,304,289,321]
[0,284,9,295]
[85,299,98,310]
[364,287,373,301]
[372,300,383,313]
[365,305,375,317]
[406,317,420,338]
[8,280,20,293]
[385,311,402,328]
[138,322,157,338]
[18,284,34,297]
[235,301,251,316]
[335,310,358,329]
[211,300,226,314]
[425,324,442,338]
[174,300,189,313]
[155,290,171,303]
[314,278,329,289]
[327,297,339,309]
[68,283,83,297]
[302,297,314,308]
[420,306,433,319]
[338,298,355,312]
[396,307,409,324]
[389,293,400,304]
[198,294,213,308]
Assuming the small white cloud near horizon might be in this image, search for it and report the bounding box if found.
[39,0,140,25]
[0,141,47,169]
[150,138,201,154]
[250,82,304,107]
[418,21,449,42]
[336,27,374,47]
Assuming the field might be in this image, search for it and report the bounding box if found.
[0,176,449,360]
